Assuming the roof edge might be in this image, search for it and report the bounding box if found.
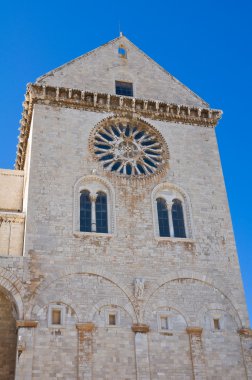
[36,35,209,108]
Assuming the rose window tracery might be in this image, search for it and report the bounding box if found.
[91,118,168,176]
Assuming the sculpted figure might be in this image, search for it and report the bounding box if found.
[135,278,145,299]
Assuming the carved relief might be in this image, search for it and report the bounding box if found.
[134,278,145,300]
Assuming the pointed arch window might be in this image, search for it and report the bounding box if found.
[157,198,170,237]
[172,199,186,238]
[80,190,91,232]
[96,192,108,233]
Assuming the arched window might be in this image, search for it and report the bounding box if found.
[80,190,91,232]
[157,198,170,237]
[74,175,115,236]
[96,192,108,233]
[172,199,186,238]
[152,183,192,239]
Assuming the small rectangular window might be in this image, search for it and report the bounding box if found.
[214,318,220,330]
[115,81,133,97]
[109,313,116,326]
[52,309,61,325]
[160,316,169,330]
[48,304,65,328]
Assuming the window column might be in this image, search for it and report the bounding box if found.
[166,202,174,237]
[90,193,97,232]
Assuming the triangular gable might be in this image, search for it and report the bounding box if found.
[36,35,208,108]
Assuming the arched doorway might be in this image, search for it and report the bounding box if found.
[0,287,18,380]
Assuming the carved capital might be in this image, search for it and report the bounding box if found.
[186,327,203,336]
[132,323,150,333]
[76,322,95,332]
[16,320,38,328]
[238,328,252,337]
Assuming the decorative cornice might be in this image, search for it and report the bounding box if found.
[15,83,222,170]
[16,320,38,328]
[0,212,25,224]
[186,327,203,336]
[238,328,252,337]
[132,323,150,333]
[76,322,95,332]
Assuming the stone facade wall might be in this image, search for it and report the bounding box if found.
[0,170,25,256]
[0,36,251,378]
[4,103,246,378]
[0,213,25,256]
[0,170,24,211]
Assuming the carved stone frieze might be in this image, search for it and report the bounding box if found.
[0,212,25,224]
[15,83,222,170]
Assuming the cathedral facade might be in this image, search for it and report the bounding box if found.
[0,35,251,380]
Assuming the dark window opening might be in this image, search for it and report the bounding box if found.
[115,81,133,97]
[157,198,170,237]
[160,316,169,330]
[52,309,61,325]
[214,318,220,330]
[80,190,91,232]
[109,314,116,325]
[96,192,108,233]
[172,199,186,238]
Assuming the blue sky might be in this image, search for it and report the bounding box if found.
[0,0,251,323]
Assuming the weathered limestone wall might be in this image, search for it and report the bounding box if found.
[0,212,25,256]
[13,103,249,379]
[0,170,24,211]
[1,34,250,379]
[0,170,25,256]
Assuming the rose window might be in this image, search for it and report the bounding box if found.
[92,119,167,176]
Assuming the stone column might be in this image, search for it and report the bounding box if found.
[166,202,174,237]
[15,320,38,380]
[132,324,150,380]
[76,322,95,380]
[186,327,207,380]
[239,328,252,379]
[90,194,97,232]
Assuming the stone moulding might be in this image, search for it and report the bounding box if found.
[15,83,222,170]
[0,212,25,224]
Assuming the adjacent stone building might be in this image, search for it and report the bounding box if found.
[0,35,251,380]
